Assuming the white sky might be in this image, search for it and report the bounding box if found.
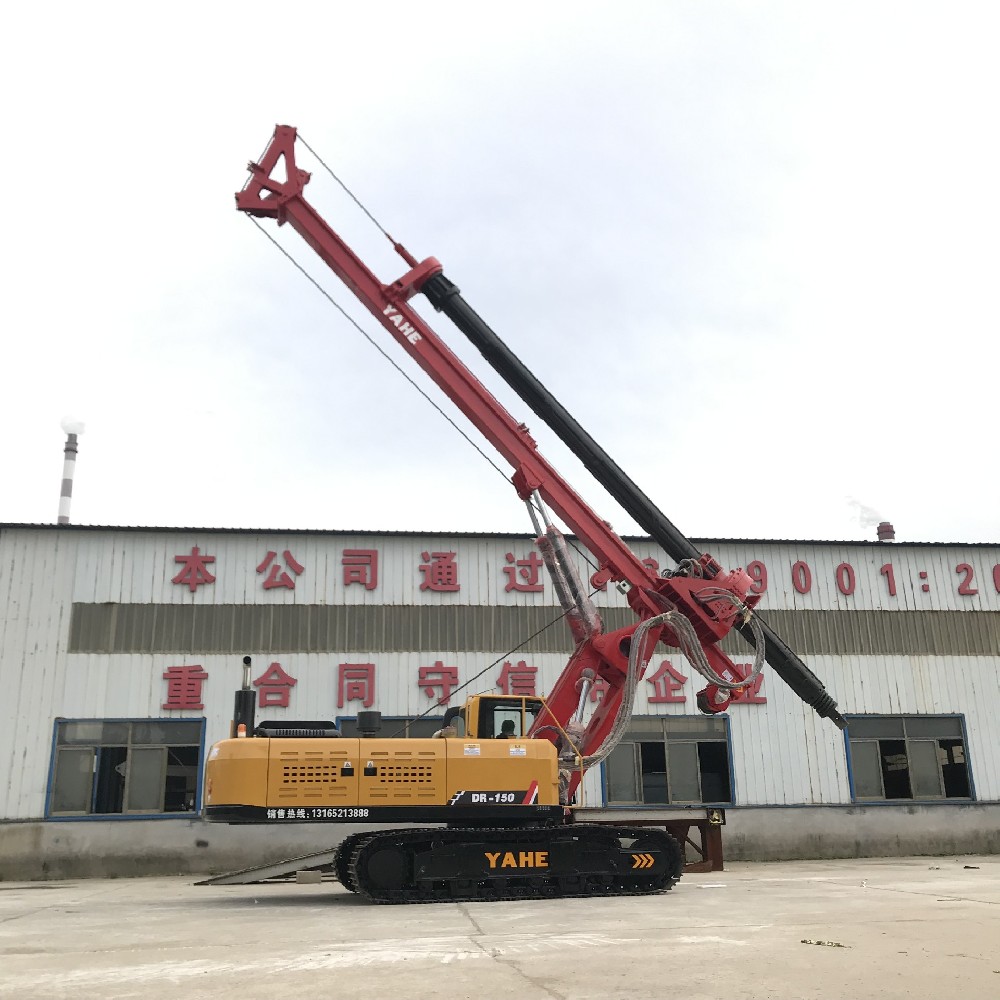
[3,1,998,546]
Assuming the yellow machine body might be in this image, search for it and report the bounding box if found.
[205,693,562,825]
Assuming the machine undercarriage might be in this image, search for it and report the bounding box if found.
[334,824,684,903]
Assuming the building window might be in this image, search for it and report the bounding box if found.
[48,719,204,818]
[336,716,443,738]
[605,716,732,805]
[846,715,972,801]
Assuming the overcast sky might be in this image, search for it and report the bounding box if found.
[3,2,998,548]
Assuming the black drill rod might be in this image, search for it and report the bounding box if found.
[422,273,847,729]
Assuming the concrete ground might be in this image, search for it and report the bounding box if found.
[0,856,997,1000]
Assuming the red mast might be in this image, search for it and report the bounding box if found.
[237,126,767,796]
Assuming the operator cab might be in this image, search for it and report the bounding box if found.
[445,695,545,740]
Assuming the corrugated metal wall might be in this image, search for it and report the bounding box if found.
[66,605,1000,656]
[3,525,999,819]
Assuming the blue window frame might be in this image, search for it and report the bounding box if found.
[844,714,974,802]
[46,718,205,819]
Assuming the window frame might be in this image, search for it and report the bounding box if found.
[45,717,206,821]
[601,715,736,807]
[843,714,975,804]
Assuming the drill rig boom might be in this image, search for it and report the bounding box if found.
[203,124,846,904]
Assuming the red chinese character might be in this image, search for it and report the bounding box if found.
[257,549,304,590]
[171,547,216,592]
[162,665,209,710]
[503,551,544,593]
[590,676,610,703]
[343,549,378,590]
[729,663,767,704]
[419,661,459,704]
[338,663,375,709]
[647,660,687,704]
[419,551,460,592]
[496,660,538,696]
[253,662,298,708]
[642,557,660,575]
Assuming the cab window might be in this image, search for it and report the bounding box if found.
[478,698,543,738]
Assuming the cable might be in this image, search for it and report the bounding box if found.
[246,219,607,584]
[289,142,616,580]
[299,133,394,243]
[673,588,765,690]
[383,598,605,738]
[243,147,700,753]
[248,217,510,481]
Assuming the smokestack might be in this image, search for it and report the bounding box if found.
[876,521,895,542]
[58,418,85,525]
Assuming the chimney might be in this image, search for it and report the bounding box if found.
[57,419,85,524]
[876,521,895,542]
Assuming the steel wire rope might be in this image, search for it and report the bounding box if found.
[247,215,597,584]
[298,133,394,242]
[248,216,511,484]
[245,220,607,583]
[245,141,660,745]
[246,210,610,577]
[382,589,608,739]
[245,221,727,761]
[245,219,612,737]
[291,136,609,578]
[257,137,622,590]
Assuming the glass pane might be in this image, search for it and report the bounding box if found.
[667,741,701,802]
[490,707,523,739]
[164,746,201,812]
[908,740,943,798]
[126,747,165,812]
[93,747,127,813]
[606,744,639,803]
[51,747,94,813]
[879,739,912,799]
[847,717,905,739]
[698,742,732,802]
[665,717,727,739]
[850,740,883,798]
[939,739,971,798]
[132,721,203,745]
[476,699,526,739]
[904,716,962,739]
[623,718,666,739]
[639,742,668,804]
[58,721,130,746]
[523,700,544,731]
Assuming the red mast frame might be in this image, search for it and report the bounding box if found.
[237,126,757,796]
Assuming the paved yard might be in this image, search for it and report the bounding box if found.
[0,856,997,999]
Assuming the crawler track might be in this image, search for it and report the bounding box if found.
[333,825,683,904]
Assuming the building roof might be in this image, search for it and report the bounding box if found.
[0,522,991,548]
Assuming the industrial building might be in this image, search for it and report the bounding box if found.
[1,522,998,879]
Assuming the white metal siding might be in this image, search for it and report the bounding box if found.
[3,526,998,820]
